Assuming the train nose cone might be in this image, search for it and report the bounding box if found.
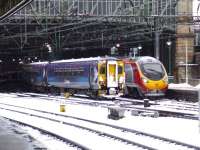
[155,83,159,88]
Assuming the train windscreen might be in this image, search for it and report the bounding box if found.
[140,63,165,80]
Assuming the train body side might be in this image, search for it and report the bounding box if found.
[47,61,95,89]
[22,57,124,97]
[124,56,168,98]
[22,62,48,87]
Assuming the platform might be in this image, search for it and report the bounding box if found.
[0,117,45,150]
[166,86,199,102]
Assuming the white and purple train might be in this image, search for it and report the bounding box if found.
[22,57,125,98]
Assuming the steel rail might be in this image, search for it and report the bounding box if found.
[5,118,90,150]
[0,102,199,150]
[0,105,156,150]
[12,93,199,120]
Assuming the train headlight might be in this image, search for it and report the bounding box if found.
[99,76,104,82]
[142,77,148,83]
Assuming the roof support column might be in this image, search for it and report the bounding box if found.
[175,0,194,83]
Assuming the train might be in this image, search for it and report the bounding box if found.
[123,56,168,99]
[22,56,125,98]
[22,56,168,99]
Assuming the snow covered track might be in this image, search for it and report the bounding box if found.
[12,92,199,120]
[0,104,153,150]
[166,88,199,102]
[15,92,115,107]
[0,103,199,150]
[0,105,90,150]
[113,96,198,119]
[9,119,89,150]
[6,92,199,121]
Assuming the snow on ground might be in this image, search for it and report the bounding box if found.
[169,83,193,88]
[169,82,200,90]
[0,92,200,150]
[195,84,200,89]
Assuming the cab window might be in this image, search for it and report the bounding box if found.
[125,64,133,83]
[118,66,123,74]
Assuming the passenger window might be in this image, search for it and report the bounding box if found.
[125,64,133,83]
[118,66,123,74]
[100,66,106,74]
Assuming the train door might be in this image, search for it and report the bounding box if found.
[107,61,118,88]
[90,65,98,89]
[125,63,134,85]
[42,65,47,86]
[117,60,125,91]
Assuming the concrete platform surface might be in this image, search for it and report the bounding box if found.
[0,117,46,150]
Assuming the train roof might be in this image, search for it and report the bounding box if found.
[123,56,161,63]
[26,56,118,65]
[26,61,49,65]
[50,56,117,64]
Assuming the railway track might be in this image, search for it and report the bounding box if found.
[161,100,199,110]
[11,120,89,150]
[15,92,115,106]
[158,102,198,112]
[0,102,199,150]
[6,92,199,120]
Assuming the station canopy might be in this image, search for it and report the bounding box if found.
[0,0,32,21]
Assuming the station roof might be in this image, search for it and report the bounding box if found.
[0,0,33,21]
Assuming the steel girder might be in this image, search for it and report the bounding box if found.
[0,0,178,60]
